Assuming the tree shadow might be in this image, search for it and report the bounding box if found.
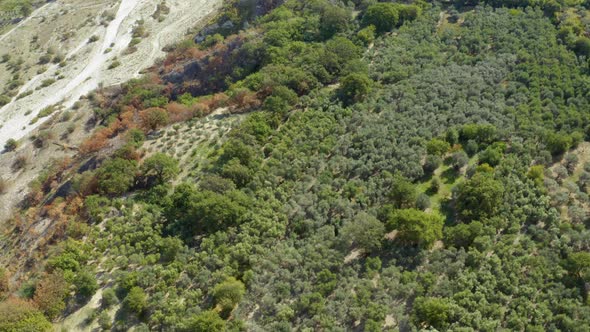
[419,170,435,183]
[440,197,457,226]
[441,168,460,184]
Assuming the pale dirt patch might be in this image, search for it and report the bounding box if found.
[383,314,396,328]
[344,248,363,263]
[384,230,398,241]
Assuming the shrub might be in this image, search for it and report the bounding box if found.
[123,287,147,314]
[4,138,17,151]
[362,3,400,33]
[412,297,451,330]
[140,107,169,131]
[33,273,68,319]
[101,288,117,308]
[182,310,225,332]
[0,95,10,106]
[0,298,52,331]
[12,154,29,171]
[97,311,112,330]
[213,277,245,316]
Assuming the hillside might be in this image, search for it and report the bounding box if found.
[0,0,590,331]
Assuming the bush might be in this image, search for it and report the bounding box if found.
[12,154,28,171]
[0,298,52,331]
[213,277,245,316]
[123,287,147,315]
[33,273,68,319]
[140,107,169,131]
[0,95,10,106]
[101,288,117,308]
[182,310,225,332]
[97,311,112,330]
[362,3,400,33]
[412,297,451,329]
[74,270,98,299]
[4,138,17,151]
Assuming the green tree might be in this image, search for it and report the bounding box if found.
[426,138,450,156]
[451,151,469,171]
[478,145,504,167]
[324,37,362,75]
[574,37,590,56]
[565,252,590,280]
[389,174,417,209]
[220,159,253,188]
[213,277,246,316]
[341,212,385,252]
[545,132,572,156]
[527,165,544,187]
[73,269,98,299]
[168,186,249,235]
[319,5,350,39]
[362,3,400,33]
[387,209,444,248]
[96,158,137,195]
[412,297,451,329]
[141,153,179,185]
[123,287,147,315]
[340,73,372,105]
[183,310,225,332]
[357,25,376,46]
[455,172,504,221]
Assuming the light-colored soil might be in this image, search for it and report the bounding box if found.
[0,0,222,146]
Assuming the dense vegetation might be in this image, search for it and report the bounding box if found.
[2,0,590,331]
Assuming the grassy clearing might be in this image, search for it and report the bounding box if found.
[144,109,245,182]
